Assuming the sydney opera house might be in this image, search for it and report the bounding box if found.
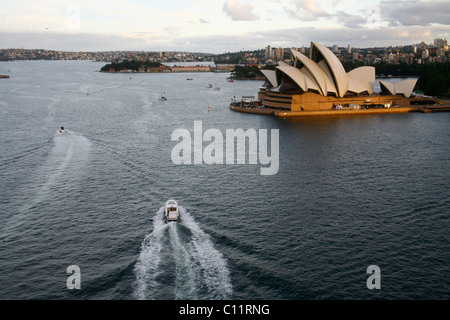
[256,41,425,113]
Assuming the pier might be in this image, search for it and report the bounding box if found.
[419,105,450,113]
[230,97,450,117]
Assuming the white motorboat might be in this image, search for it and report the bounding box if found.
[165,199,179,222]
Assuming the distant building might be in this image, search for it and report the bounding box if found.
[215,64,235,72]
[265,46,272,59]
[434,38,447,49]
[388,53,397,63]
[266,45,285,61]
[275,47,284,61]
[171,65,211,72]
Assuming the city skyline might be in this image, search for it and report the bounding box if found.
[1,0,449,53]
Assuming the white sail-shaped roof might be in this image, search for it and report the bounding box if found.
[379,79,417,98]
[394,79,417,98]
[379,80,396,95]
[276,66,320,93]
[259,41,386,98]
[347,67,375,94]
[292,50,337,96]
[311,41,349,98]
[260,69,278,88]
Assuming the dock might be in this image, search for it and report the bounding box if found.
[230,105,275,115]
[230,104,450,117]
[419,105,450,113]
[274,107,420,117]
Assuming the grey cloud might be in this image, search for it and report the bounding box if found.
[380,0,450,26]
[285,0,450,29]
[332,11,368,29]
[166,24,449,52]
[1,24,448,54]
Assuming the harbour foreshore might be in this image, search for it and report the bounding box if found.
[274,106,419,117]
[230,104,450,117]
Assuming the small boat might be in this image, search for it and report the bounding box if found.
[165,199,179,222]
[158,91,167,101]
[227,78,234,82]
[58,127,66,133]
[187,78,193,81]
[207,84,213,88]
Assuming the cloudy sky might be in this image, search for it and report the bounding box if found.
[0,0,449,53]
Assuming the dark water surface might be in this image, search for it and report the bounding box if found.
[0,61,449,300]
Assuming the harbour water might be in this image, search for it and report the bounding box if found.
[0,61,449,300]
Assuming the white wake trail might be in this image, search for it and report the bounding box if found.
[133,206,232,300]
[180,207,233,300]
[1,131,91,237]
[168,222,198,299]
[134,208,168,300]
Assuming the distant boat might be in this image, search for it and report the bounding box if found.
[158,91,167,101]
[58,127,66,134]
[187,78,193,80]
[165,199,179,222]
[227,78,234,82]
[207,84,213,88]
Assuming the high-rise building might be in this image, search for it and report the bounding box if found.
[434,38,447,49]
[277,47,284,61]
[266,45,272,59]
[266,46,285,61]
[348,44,352,54]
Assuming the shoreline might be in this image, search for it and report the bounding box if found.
[230,105,450,117]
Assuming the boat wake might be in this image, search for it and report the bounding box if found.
[1,130,91,236]
[133,206,232,300]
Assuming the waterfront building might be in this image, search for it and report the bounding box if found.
[257,41,421,112]
[171,65,211,72]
